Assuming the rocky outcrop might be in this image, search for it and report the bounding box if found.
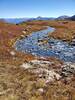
[61,62,75,77]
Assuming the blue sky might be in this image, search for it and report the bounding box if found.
[0,0,75,18]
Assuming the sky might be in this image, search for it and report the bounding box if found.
[0,0,75,18]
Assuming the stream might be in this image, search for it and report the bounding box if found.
[14,27,75,62]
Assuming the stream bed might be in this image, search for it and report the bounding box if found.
[14,27,75,62]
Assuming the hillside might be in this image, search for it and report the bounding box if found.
[0,20,75,100]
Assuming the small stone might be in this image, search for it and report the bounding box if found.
[22,31,26,34]
[21,63,33,69]
[10,51,15,56]
[38,88,44,93]
[45,80,50,84]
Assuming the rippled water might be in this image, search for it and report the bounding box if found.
[14,27,75,62]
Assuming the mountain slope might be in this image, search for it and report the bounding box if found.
[56,15,69,20]
[69,15,75,21]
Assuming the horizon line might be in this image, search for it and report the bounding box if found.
[0,14,73,19]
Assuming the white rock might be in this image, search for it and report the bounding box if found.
[40,56,46,59]
[21,63,33,69]
[10,51,15,56]
[22,31,26,34]
[45,80,50,84]
[30,67,61,81]
[31,59,52,67]
[61,62,75,75]
[45,70,61,81]
[20,34,25,38]
[38,88,44,93]
[62,62,75,68]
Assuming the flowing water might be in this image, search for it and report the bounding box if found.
[14,27,75,62]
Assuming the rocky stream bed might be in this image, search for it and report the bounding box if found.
[14,27,75,83]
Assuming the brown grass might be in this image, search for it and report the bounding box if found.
[0,20,75,100]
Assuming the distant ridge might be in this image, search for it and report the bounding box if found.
[56,15,69,20]
[3,18,30,24]
[1,15,75,24]
[35,16,55,20]
[2,17,55,24]
[0,19,6,22]
[68,15,75,21]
